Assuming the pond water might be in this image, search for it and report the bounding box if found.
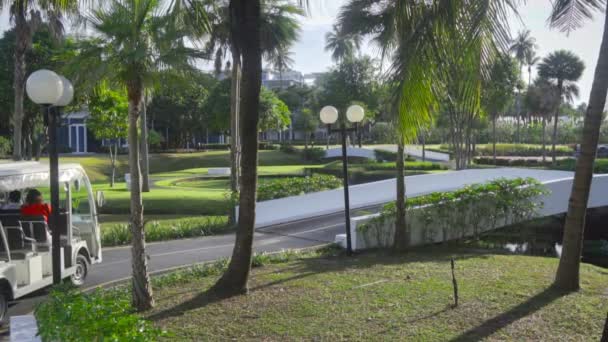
[467,207,608,268]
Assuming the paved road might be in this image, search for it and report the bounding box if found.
[6,207,377,321]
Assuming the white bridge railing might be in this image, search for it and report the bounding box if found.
[250,168,595,229]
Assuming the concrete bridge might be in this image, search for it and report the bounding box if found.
[251,168,608,250]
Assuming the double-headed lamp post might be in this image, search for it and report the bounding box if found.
[320,105,365,255]
[25,69,74,284]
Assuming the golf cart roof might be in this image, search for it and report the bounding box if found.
[0,161,86,192]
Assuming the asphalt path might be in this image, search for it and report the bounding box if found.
[4,206,380,324]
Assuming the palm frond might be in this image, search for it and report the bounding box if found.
[549,0,606,32]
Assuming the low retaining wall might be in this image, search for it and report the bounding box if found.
[342,174,608,251]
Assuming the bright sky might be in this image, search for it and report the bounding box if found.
[1,1,604,105]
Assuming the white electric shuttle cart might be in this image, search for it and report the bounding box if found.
[0,162,102,320]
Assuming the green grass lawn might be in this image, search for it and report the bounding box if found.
[56,150,315,183]
[95,182,230,215]
[147,248,608,341]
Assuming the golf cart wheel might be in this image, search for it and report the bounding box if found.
[70,255,88,287]
[0,292,8,324]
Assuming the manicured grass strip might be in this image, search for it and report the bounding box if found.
[101,216,230,246]
[94,183,230,216]
[56,150,313,183]
[148,248,608,341]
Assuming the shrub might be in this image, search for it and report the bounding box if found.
[259,142,280,150]
[200,143,230,150]
[0,136,11,156]
[257,174,342,201]
[365,161,448,171]
[468,143,574,157]
[302,147,326,162]
[374,149,397,162]
[102,216,230,246]
[280,144,298,154]
[360,178,548,245]
[36,285,163,341]
[553,158,608,174]
[148,129,164,148]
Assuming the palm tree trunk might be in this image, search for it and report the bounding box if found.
[554,9,608,292]
[542,116,547,163]
[127,86,154,311]
[230,47,242,195]
[552,82,563,166]
[109,142,116,188]
[210,0,261,296]
[492,115,497,165]
[12,7,28,161]
[140,94,150,192]
[393,137,409,252]
[421,132,426,162]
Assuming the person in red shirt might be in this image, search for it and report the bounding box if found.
[20,189,52,223]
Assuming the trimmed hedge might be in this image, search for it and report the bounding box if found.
[444,143,574,157]
[361,177,548,242]
[475,157,608,174]
[102,216,230,246]
[257,174,342,201]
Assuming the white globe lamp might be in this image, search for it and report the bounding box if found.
[319,106,339,125]
[25,69,63,105]
[55,76,74,107]
[346,105,365,123]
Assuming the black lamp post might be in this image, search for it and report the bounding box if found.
[319,105,365,255]
[26,70,74,285]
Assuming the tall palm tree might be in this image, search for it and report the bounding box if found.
[525,77,560,162]
[324,24,361,63]
[208,0,264,297]
[69,0,208,310]
[338,0,516,248]
[267,46,294,88]
[1,0,79,160]
[206,0,301,195]
[525,50,540,88]
[537,50,585,165]
[510,30,535,141]
[544,0,608,292]
[510,30,536,77]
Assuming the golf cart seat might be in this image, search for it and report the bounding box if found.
[0,222,35,260]
[20,216,51,251]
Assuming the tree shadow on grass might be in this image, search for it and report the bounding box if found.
[449,287,569,342]
[146,247,492,323]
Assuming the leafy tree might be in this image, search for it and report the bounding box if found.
[482,55,519,164]
[68,0,209,311]
[316,56,380,120]
[0,26,66,159]
[206,83,291,133]
[148,70,214,148]
[295,108,318,150]
[538,50,585,165]
[2,0,80,160]
[87,86,128,187]
[259,87,291,132]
